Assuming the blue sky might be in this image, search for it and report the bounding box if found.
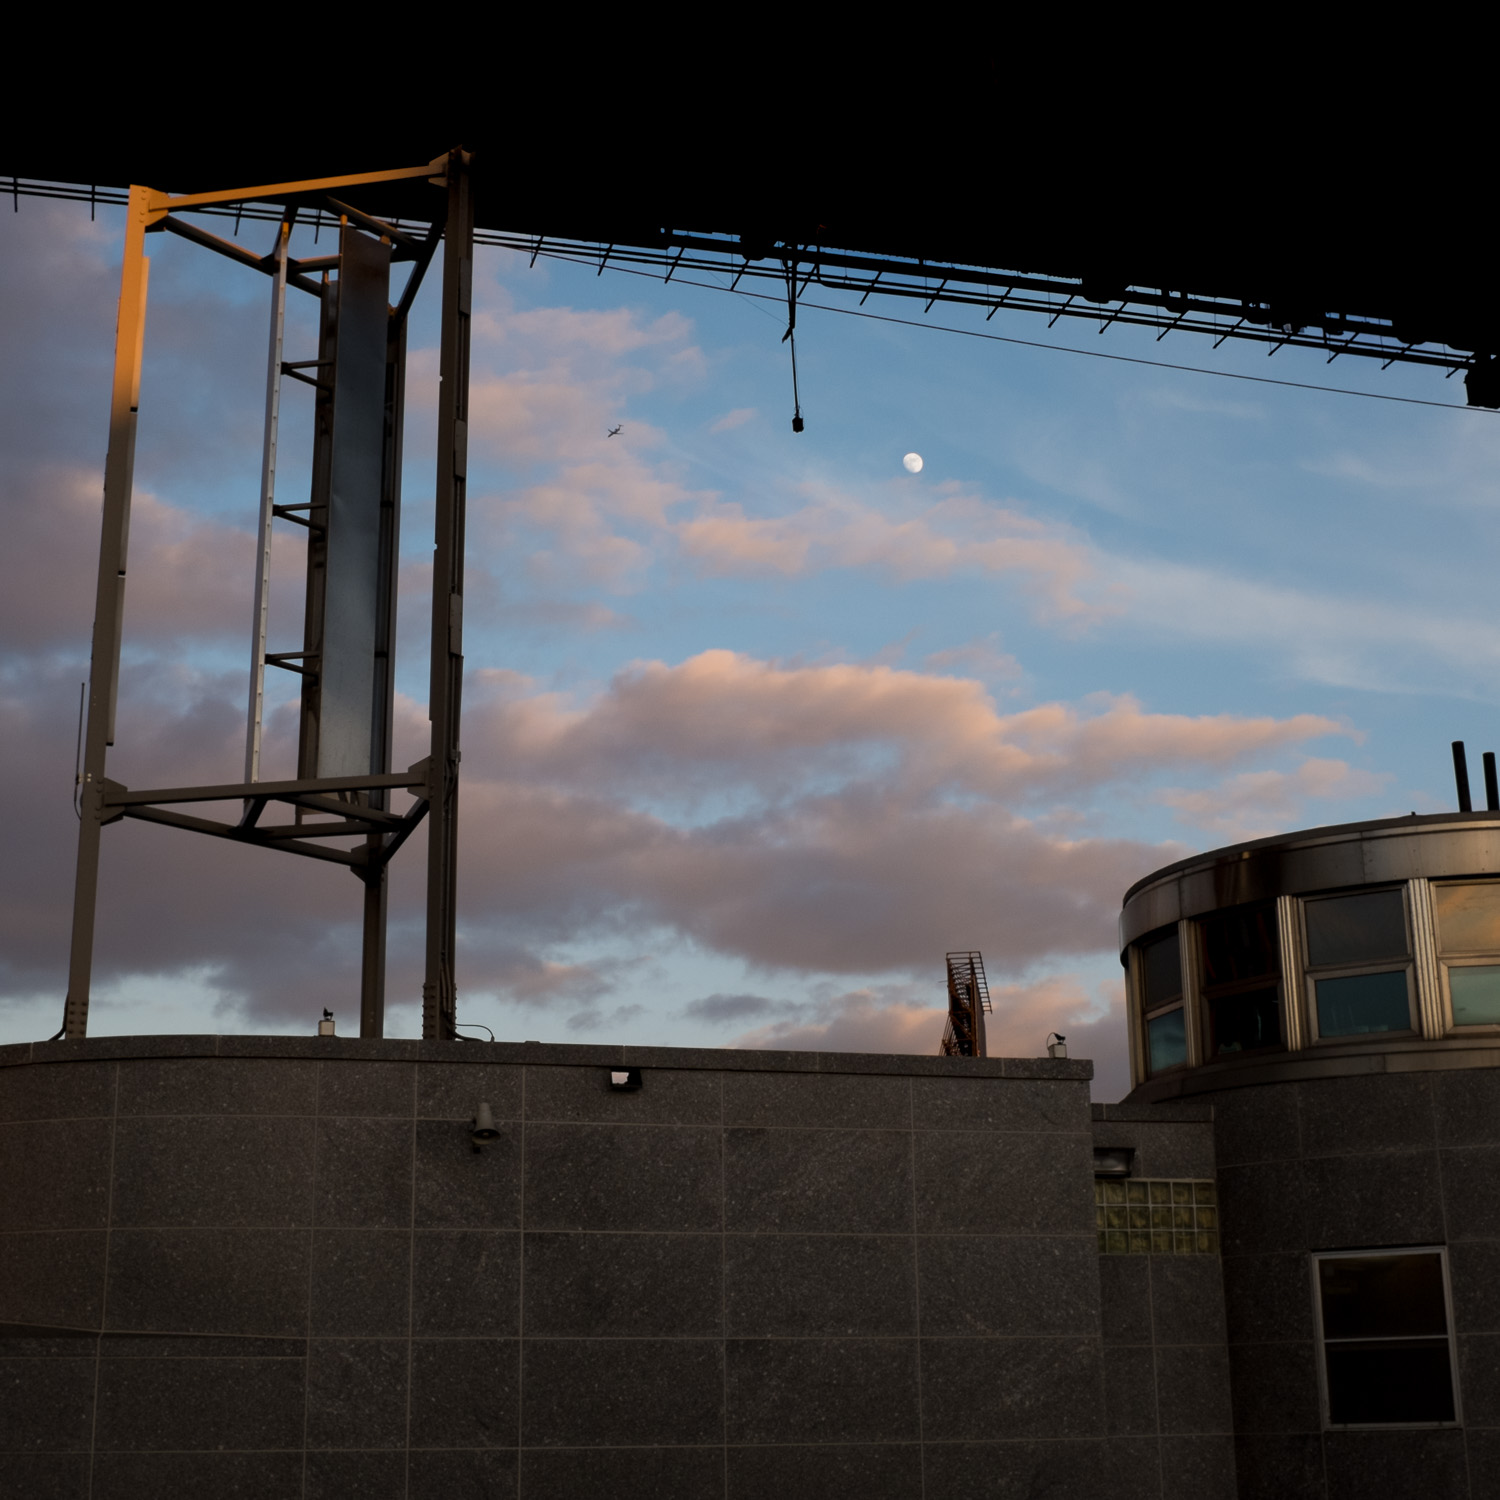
[3,197,1497,1099]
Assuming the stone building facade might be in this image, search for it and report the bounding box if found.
[6,810,1500,1497]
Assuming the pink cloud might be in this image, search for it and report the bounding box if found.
[673,487,1120,625]
[463,650,1344,803]
[1156,757,1392,841]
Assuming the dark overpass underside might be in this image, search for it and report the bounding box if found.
[11,117,1499,404]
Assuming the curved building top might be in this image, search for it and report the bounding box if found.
[1119,811,1500,1100]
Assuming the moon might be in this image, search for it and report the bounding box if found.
[902,452,924,473]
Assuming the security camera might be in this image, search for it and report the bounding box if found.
[470,1101,500,1151]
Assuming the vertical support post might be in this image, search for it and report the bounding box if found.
[1408,877,1447,1039]
[1275,894,1307,1050]
[969,956,987,1059]
[1124,944,1144,1088]
[360,847,388,1038]
[423,151,472,1041]
[358,277,408,1040]
[1178,916,1203,1067]
[245,217,290,783]
[65,185,153,1037]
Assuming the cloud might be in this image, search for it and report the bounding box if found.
[923,635,1024,683]
[1109,553,1500,693]
[683,991,795,1022]
[1156,758,1391,842]
[1138,386,1265,421]
[426,651,1348,985]
[730,973,1132,1100]
[566,1003,646,1035]
[466,650,1344,804]
[708,407,757,433]
[734,986,945,1054]
[674,486,1119,625]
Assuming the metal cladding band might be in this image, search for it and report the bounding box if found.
[423,151,473,1042]
[1119,811,1500,950]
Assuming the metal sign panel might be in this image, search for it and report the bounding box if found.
[318,225,392,777]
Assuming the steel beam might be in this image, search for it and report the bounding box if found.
[103,769,426,807]
[120,805,362,864]
[423,151,472,1041]
[64,185,151,1037]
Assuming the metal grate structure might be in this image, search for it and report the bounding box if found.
[939,950,992,1058]
[60,154,474,1043]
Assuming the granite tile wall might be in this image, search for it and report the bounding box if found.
[0,1037,1110,1500]
[1091,1105,1237,1500]
[1205,1069,1500,1500]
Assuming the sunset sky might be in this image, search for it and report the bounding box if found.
[4,196,1498,1099]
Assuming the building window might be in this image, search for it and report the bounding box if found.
[1138,925,1186,1074]
[1303,887,1414,1039]
[1314,1249,1459,1427]
[1198,902,1281,1057]
[1433,881,1500,1026]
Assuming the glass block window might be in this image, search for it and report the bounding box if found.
[1136,925,1187,1075]
[1095,1178,1218,1255]
[1314,1249,1459,1427]
[1434,882,1500,1027]
[1198,902,1281,1058]
[1304,888,1414,1040]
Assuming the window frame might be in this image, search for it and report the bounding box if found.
[1310,1245,1462,1431]
[1301,884,1417,1045]
[1433,879,1500,1033]
[1196,900,1284,1061]
[1136,924,1188,1077]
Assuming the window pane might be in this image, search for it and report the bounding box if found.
[1147,1007,1186,1072]
[1201,904,1277,986]
[1319,1253,1448,1338]
[1324,1341,1455,1424]
[1450,965,1500,1025]
[1305,888,1407,967]
[1434,882,1500,954]
[1140,928,1182,1011]
[1315,971,1411,1037]
[1208,985,1280,1054]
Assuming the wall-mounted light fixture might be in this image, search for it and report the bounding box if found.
[1093,1145,1136,1179]
[1046,1033,1067,1059]
[470,1101,501,1151]
[608,1067,643,1091]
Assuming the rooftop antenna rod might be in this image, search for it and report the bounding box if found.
[1485,752,1499,812]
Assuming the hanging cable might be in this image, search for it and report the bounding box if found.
[782,257,805,432]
